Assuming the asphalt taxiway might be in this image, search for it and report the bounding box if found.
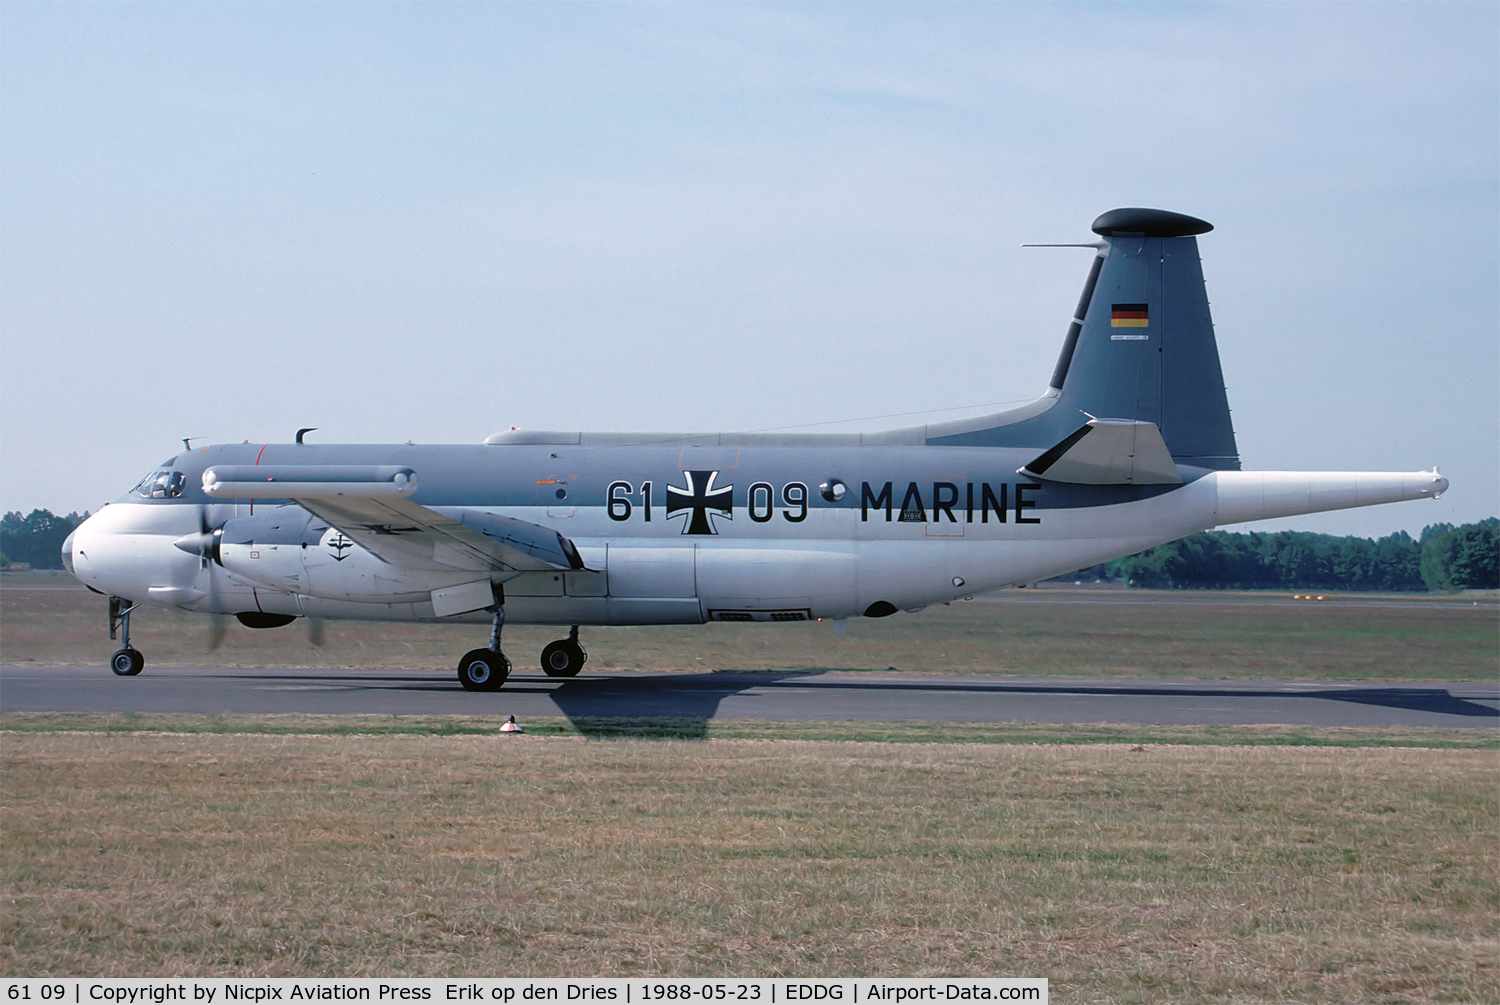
[1,664,1495,729]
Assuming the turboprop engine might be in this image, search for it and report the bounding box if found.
[179,512,484,604]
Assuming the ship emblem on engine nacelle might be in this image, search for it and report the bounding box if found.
[327,532,354,562]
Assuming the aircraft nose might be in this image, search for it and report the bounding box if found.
[62,513,105,584]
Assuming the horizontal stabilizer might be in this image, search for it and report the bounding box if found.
[1021,420,1183,485]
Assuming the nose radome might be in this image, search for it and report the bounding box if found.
[61,530,76,576]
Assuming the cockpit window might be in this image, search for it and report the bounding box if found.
[134,469,186,499]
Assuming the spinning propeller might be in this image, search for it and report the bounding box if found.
[172,506,324,650]
[172,505,228,649]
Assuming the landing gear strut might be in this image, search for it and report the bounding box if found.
[455,593,590,691]
[540,625,587,677]
[457,586,510,692]
[109,596,145,676]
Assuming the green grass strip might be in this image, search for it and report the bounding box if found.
[2,711,1493,748]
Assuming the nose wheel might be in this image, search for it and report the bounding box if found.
[108,597,145,676]
[110,647,145,676]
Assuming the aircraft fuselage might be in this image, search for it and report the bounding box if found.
[70,438,1218,629]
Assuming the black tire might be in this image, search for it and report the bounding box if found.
[540,639,587,678]
[457,648,509,691]
[110,648,145,676]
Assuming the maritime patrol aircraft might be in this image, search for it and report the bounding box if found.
[62,208,1449,690]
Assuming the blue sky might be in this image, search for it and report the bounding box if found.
[3,2,1495,540]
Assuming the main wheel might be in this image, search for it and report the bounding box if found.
[110,648,144,676]
[457,648,509,691]
[540,639,587,678]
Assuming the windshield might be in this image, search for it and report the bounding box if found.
[132,469,187,499]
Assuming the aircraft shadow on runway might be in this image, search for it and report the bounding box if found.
[539,670,819,738]
[193,670,1497,736]
[195,669,817,739]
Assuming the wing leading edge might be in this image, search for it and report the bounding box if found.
[202,464,586,575]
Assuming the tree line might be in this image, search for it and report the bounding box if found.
[1,509,89,571]
[3,507,1497,592]
[1096,520,1498,592]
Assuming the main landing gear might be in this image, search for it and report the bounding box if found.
[455,591,587,691]
[540,625,587,678]
[457,591,511,692]
[109,596,145,676]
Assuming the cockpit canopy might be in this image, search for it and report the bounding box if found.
[132,467,187,499]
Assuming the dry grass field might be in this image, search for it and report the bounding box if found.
[3,572,1495,679]
[2,729,1496,1002]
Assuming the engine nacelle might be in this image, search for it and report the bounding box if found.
[215,511,484,603]
[213,511,319,594]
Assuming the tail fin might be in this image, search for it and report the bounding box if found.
[1050,208,1238,470]
[927,208,1240,472]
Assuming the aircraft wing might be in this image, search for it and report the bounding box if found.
[201,465,585,574]
[292,496,585,573]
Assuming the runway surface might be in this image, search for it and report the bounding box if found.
[2,664,1496,729]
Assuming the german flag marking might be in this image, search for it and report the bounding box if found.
[1111,303,1149,328]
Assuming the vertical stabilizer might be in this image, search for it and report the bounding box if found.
[1051,208,1239,470]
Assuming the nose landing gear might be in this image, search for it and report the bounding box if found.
[110,647,145,676]
[108,596,145,676]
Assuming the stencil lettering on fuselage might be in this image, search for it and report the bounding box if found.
[860,481,1041,524]
[606,471,1042,529]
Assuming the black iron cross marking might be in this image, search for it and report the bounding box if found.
[666,469,733,535]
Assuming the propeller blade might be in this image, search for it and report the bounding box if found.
[207,612,228,652]
[199,504,227,652]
